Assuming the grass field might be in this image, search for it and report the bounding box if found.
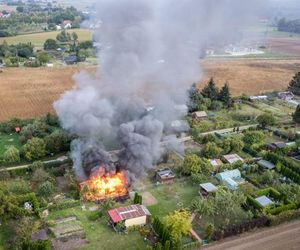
[0,29,93,48]
[147,179,198,218]
[47,205,147,250]
[0,133,21,155]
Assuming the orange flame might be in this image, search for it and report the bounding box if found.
[80,171,128,201]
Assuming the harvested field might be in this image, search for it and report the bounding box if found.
[0,29,92,48]
[0,66,95,121]
[200,59,300,96]
[0,59,299,121]
[267,37,300,56]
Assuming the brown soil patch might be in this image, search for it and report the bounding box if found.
[141,191,158,206]
[0,59,299,121]
[52,238,89,250]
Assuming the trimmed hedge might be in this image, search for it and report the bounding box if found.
[212,217,268,241]
[267,209,300,226]
[266,203,297,216]
[264,152,300,184]
[47,200,80,211]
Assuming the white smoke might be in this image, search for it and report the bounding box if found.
[54,0,264,181]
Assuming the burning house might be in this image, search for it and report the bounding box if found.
[53,0,266,200]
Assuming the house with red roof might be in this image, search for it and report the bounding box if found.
[108,204,151,229]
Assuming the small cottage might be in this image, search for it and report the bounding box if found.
[258,160,275,170]
[108,204,151,229]
[192,111,208,121]
[199,183,218,197]
[156,168,175,183]
[222,154,243,164]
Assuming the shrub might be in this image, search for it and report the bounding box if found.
[38,181,55,197]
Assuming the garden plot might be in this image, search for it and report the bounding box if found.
[50,217,85,239]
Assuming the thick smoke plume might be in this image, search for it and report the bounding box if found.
[54,0,264,181]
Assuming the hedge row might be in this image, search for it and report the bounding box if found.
[212,217,268,241]
[242,174,261,188]
[267,208,300,226]
[243,146,259,157]
[266,203,297,216]
[255,187,281,200]
[47,200,80,211]
[264,153,300,184]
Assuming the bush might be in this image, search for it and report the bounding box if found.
[88,210,103,221]
[16,192,40,212]
[212,217,268,241]
[38,181,55,197]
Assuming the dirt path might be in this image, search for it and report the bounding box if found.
[204,220,300,250]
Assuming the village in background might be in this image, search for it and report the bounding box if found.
[1,1,300,250]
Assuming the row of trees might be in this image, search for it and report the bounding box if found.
[188,78,232,113]
[0,5,83,36]
[277,18,300,34]
[1,114,70,163]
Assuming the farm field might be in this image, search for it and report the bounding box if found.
[200,59,300,95]
[1,59,299,122]
[0,29,92,48]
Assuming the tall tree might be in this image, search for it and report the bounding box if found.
[293,105,300,124]
[201,78,219,101]
[163,209,191,245]
[288,72,300,96]
[187,83,203,112]
[257,113,276,129]
[218,82,232,107]
[22,137,46,161]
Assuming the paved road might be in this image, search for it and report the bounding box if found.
[204,220,300,250]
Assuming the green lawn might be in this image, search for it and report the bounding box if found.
[0,133,21,156]
[0,29,93,48]
[0,222,13,250]
[47,206,147,250]
[147,179,198,218]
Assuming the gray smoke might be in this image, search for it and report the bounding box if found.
[54,0,265,181]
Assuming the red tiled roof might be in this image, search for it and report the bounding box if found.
[108,209,122,223]
[108,204,150,223]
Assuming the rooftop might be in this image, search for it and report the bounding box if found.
[108,204,151,223]
[255,195,274,207]
[223,154,243,164]
[258,160,275,170]
[192,111,208,118]
[200,183,218,193]
[210,159,223,167]
[156,168,175,178]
